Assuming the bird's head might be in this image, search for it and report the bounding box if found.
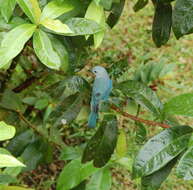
[91,66,108,78]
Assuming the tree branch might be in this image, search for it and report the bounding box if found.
[111,104,170,129]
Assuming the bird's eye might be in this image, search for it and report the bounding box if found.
[94,71,97,73]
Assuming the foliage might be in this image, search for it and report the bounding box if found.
[0,0,193,190]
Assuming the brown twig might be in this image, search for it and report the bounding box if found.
[111,104,170,129]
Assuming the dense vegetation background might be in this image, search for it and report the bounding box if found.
[0,0,193,190]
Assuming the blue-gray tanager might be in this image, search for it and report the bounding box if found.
[88,66,112,128]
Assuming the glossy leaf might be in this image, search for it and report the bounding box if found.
[133,0,148,12]
[0,148,25,168]
[86,167,112,190]
[16,0,41,24]
[65,18,104,36]
[33,29,61,70]
[163,93,193,117]
[116,129,127,158]
[173,0,193,39]
[82,115,118,168]
[141,157,178,190]
[132,125,193,178]
[176,146,193,180]
[57,158,98,190]
[40,0,75,20]
[0,121,16,141]
[118,80,163,117]
[40,18,73,34]
[152,2,172,47]
[1,0,16,22]
[0,24,36,69]
[107,0,125,28]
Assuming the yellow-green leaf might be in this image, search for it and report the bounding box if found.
[40,0,75,20]
[33,29,61,70]
[0,24,36,69]
[0,121,16,141]
[16,0,41,24]
[85,1,106,48]
[0,148,25,168]
[116,129,127,158]
[0,186,34,190]
[40,18,73,35]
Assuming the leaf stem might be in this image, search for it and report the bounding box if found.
[111,104,170,129]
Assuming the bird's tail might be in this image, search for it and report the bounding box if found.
[88,111,98,128]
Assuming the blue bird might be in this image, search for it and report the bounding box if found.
[88,66,112,128]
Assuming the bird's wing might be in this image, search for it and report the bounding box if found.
[92,77,109,101]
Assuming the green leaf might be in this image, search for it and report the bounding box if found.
[40,18,73,34]
[1,0,16,22]
[53,93,84,127]
[173,0,193,39]
[49,36,68,72]
[7,130,36,157]
[34,98,49,110]
[0,121,16,141]
[0,186,34,190]
[0,24,36,69]
[33,29,61,70]
[65,18,104,36]
[141,157,178,190]
[82,115,118,168]
[176,146,193,180]
[21,140,47,171]
[101,0,113,10]
[56,158,98,190]
[59,146,82,161]
[116,129,127,158]
[86,167,112,190]
[163,93,193,117]
[152,2,172,47]
[133,0,148,12]
[40,0,75,20]
[85,1,106,48]
[0,148,25,168]
[132,125,193,178]
[0,90,24,112]
[135,122,147,144]
[16,0,41,24]
[0,174,17,185]
[107,0,125,28]
[117,80,163,117]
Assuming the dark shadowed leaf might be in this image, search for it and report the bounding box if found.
[163,93,193,117]
[152,2,172,47]
[86,167,112,190]
[53,93,84,127]
[176,146,193,180]
[107,0,125,28]
[135,122,147,144]
[133,125,193,178]
[82,115,118,168]
[117,80,163,117]
[141,157,178,190]
[133,0,148,12]
[173,0,193,39]
[0,89,24,112]
[7,130,36,157]
[57,158,98,190]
